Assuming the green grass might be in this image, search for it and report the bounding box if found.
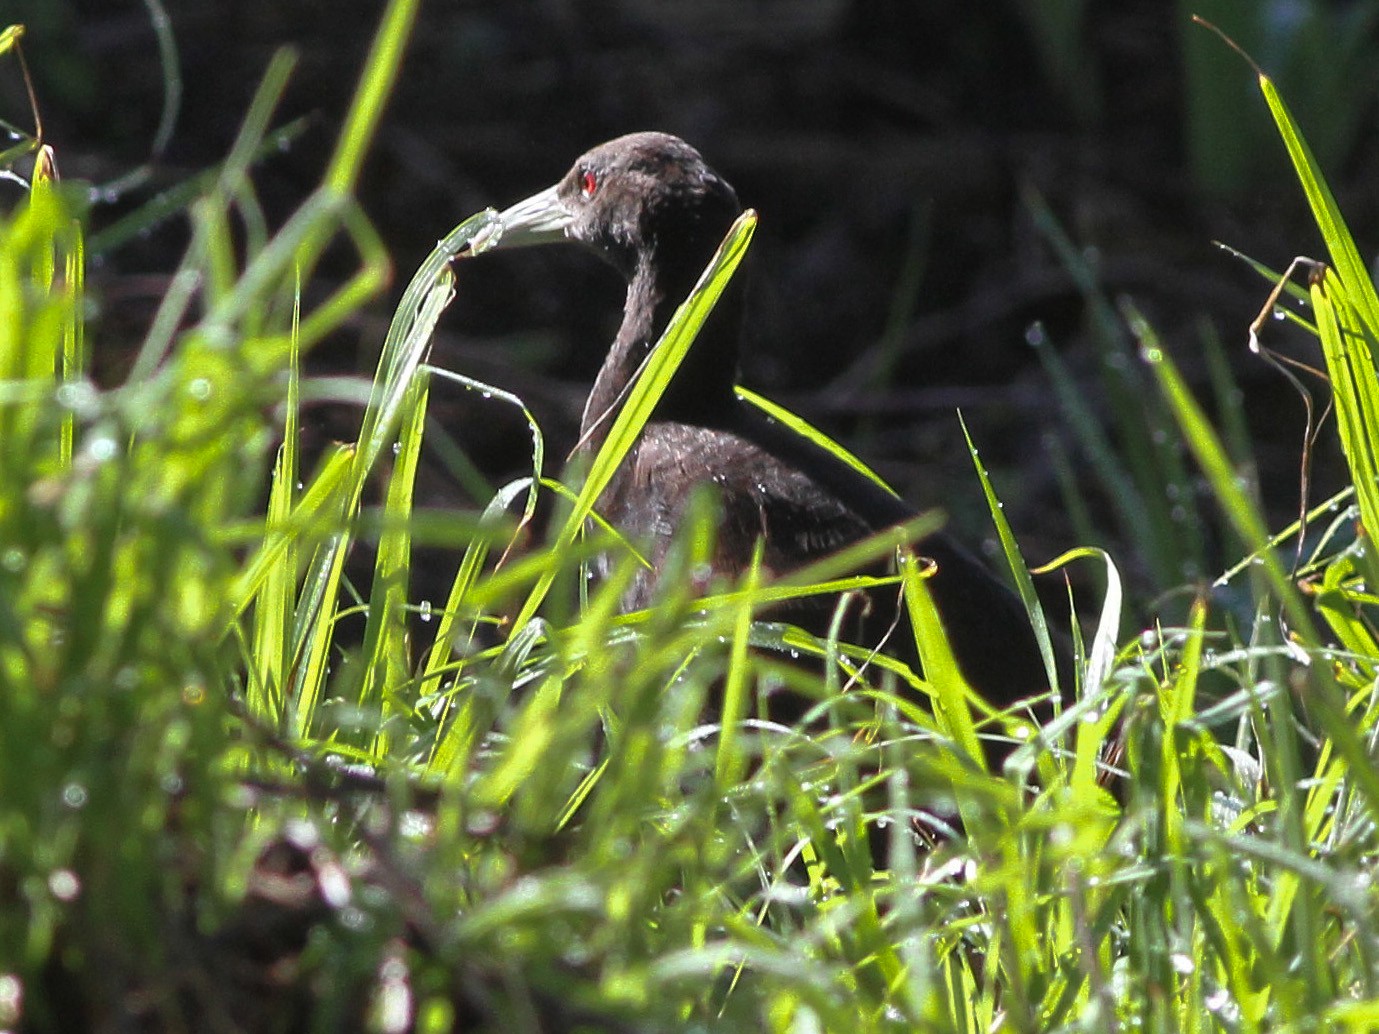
[5,8,1379,1032]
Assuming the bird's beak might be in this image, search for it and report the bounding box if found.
[491,183,572,249]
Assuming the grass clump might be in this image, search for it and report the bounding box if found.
[3,9,1379,1033]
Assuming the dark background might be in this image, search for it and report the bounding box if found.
[8,0,1379,614]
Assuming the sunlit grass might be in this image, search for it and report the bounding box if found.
[3,10,1379,1032]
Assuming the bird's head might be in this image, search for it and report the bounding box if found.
[482,132,742,278]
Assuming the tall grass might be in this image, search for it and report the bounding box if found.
[4,10,1379,1032]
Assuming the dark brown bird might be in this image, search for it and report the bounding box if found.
[466,131,1058,713]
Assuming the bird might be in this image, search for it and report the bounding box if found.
[461,131,1059,719]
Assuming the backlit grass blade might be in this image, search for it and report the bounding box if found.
[900,552,982,767]
[1255,69,1379,339]
[357,369,430,760]
[59,221,84,468]
[229,442,354,621]
[415,367,546,728]
[1309,264,1379,540]
[736,385,898,496]
[245,296,302,725]
[509,209,757,630]
[1136,305,1379,814]
[959,411,1062,693]
[716,540,764,790]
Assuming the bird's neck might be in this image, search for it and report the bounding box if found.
[579,245,743,451]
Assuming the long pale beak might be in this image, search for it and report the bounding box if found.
[491,183,572,249]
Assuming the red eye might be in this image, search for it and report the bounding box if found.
[580,169,598,198]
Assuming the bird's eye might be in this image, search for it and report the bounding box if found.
[580,169,598,199]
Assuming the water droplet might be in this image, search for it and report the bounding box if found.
[87,436,117,462]
[61,783,88,809]
[48,869,80,902]
[419,600,433,622]
[339,906,369,931]
[1,548,25,573]
[0,974,22,1020]
[55,381,97,414]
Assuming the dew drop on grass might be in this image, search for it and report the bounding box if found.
[0,548,24,573]
[87,435,117,462]
[188,377,212,401]
[419,600,433,622]
[55,381,97,414]
[48,869,80,902]
[0,974,21,1022]
[339,906,369,931]
[61,783,88,809]
[1205,989,1240,1022]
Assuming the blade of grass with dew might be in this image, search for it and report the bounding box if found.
[229,442,354,621]
[716,539,764,790]
[1253,59,1379,339]
[418,477,533,771]
[58,218,84,468]
[357,369,430,762]
[1160,595,1208,865]
[1022,546,1123,795]
[1134,299,1343,1019]
[900,551,982,768]
[285,462,355,742]
[280,235,466,734]
[735,386,898,497]
[1309,264,1379,541]
[245,289,302,727]
[958,411,1061,692]
[508,210,757,631]
[415,367,545,718]
[1134,302,1379,813]
[1314,551,1379,680]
